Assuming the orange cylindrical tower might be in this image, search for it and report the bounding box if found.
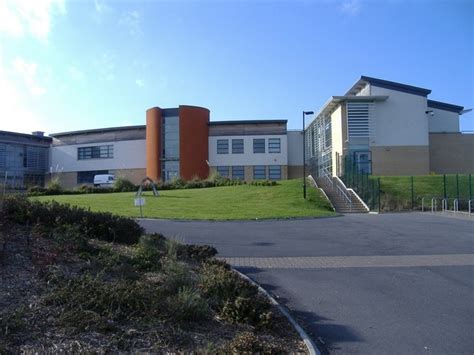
[179,105,210,180]
[146,107,162,181]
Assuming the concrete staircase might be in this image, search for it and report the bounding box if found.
[314,175,369,214]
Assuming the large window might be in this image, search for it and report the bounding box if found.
[232,166,244,180]
[78,145,113,160]
[253,139,265,153]
[268,138,281,153]
[217,139,229,154]
[268,165,281,180]
[253,165,266,180]
[232,139,244,154]
[217,166,229,177]
[77,170,108,184]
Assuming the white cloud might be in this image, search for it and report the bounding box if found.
[94,0,105,13]
[0,0,66,40]
[68,65,85,81]
[135,79,144,87]
[340,0,361,15]
[119,10,141,36]
[0,57,50,133]
[13,58,46,96]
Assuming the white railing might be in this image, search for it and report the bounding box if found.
[323,172,352,211]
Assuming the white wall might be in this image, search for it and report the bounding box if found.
[370,86,429,146]
[331,105,344,175]
[356,83,371,96]
[51,139,146,172]
[287,131,303,165]
[428,108,460,133]
[209,135,288,166]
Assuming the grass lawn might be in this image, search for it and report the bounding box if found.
[362,174,473,210]
[34,179,335,220]
[376,174,473,201]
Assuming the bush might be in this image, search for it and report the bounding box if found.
[161,258,194,293]
[249,180,278,186]
[200,261,272,327]
[132,234,165,271]
[168,286,209,321]
[0,196,143,244]
[113,177,136,192]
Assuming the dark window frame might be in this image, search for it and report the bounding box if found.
[268,165,281,180]
[217,139,229,154]
[77,145,113,160]
[232,166,245,180]
[253,139,265,153]
[232,139,244,154]
[253,165,266,180]
[268,138,281,153]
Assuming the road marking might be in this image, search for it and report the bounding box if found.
[222,254,474,269]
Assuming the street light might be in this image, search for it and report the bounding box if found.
[302,110,314,199]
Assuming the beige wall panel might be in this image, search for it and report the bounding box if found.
[288,165,304,179]
[371,146,430,175]
[429,133,474,174]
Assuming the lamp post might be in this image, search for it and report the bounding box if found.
[302,110,314,199]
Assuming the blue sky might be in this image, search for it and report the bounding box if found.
[0,0,472,134]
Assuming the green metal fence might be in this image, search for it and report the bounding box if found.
[342,156,473,212]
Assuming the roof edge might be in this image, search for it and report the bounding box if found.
[51,125,146,137]
[209,119,287,126]
[357,76,432,97]
[427,99,464,113]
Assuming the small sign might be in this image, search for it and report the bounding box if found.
[134,198,145,206]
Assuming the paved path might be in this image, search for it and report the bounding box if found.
[140,213,474,354]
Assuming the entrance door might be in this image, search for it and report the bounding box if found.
[354,151,372,174]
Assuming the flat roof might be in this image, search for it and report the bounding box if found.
[0,130,52,142]
[427,99,464,113]
[209,119,287,126]
[346,76,432,97]
[51,125,146,137]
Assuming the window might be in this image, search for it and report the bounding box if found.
[217,166,229,177]
[232,139,244,154]
[268,138,281,153]
[78,145,113,160]
[77,170,108,184]
[253,165,266,180]
[217,140,229,154]
[232,166,245,180]
[253,139,265,153]
[268,165,281,180]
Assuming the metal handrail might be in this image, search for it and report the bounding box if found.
[453,199,458,214]
[322,172,352,211]
[431,197,437,213]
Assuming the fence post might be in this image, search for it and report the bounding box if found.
[371,178,375,210]
[378,177,381,213]
[443,174,446,199]
[469,174,472,201]
[456,174,459,200]
[411,176,414,210]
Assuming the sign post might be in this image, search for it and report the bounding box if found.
[134,197,145,217]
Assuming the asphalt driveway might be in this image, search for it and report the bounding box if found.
[140,213,474,354]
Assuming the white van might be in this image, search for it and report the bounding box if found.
[93,174,115,187]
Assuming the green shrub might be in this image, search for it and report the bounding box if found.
[132,234,165,271]
[168,286,209,321]
[178,244,217,262]
[199,261,272,327]
[161,258,194,293]
[249,180,277,186]
[0,196,143,244]
[114,177,136,192]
